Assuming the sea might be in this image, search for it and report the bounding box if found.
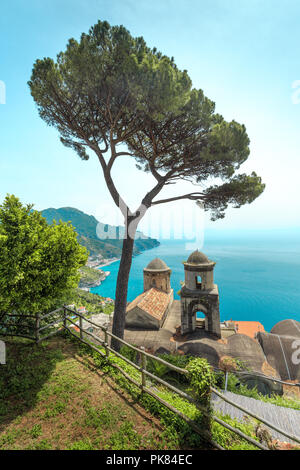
[91,229,300,332]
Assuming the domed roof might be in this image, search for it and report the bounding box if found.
[145,258,170,271]
[270,319,300,338]
[186,250,210,265]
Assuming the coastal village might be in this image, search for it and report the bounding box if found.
[66,255,117,317]
[86,255,119,270]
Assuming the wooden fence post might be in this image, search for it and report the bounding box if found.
[36,314,40,344]
[79,311,83,341]
[63,306,67,330]
[140,346,147,391]
[104,328,109,359]
[224,371,228,392]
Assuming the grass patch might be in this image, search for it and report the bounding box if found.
[1,332,280,450]
[0,334,183,450]
[77,336,260,450]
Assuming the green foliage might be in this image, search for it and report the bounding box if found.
[147,353,190,385]
[119,348,190,385]
[79,266,103,287]
[212,413,258,450]
[68,439,94,450]
[41,207,159,258]
[0,332,264,451]
[66,288,107,315]
[32,439,52,450]
[120,377,207,449]
[78,339,217,448]
[0,336,66,423]
[43,400,67,418]
[147,359,170,379]
[0,336,183,451]
[0,429,23,447]
[29,21,191,142]
[0,195,88,317]
[106,421,142,450]
[84,403,119,429]
[72,338,206,448]
[152,353,191,370]
[0,333,261,450]
[29,424,42,439]
[29,19,264,222]
[120,345,138,364]
[203,171,265,221]
[186,358,215,401]
[219,372,300,411]
[29,18,265,349]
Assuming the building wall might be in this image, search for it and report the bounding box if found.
[144,271,171,293]
[184,269,214,291]
[126,306,160,330]
[180,290,221,338]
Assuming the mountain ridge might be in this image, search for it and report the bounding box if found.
[41,206,160,259]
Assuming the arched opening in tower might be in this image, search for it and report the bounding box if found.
[196,310,206,329]
[195,275,202,289]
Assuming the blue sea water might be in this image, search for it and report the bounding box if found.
[91,230,300,332]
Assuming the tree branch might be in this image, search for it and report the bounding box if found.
[151,192,206,206]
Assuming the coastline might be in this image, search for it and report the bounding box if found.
[79,267,111,291]
[96,258,120,269]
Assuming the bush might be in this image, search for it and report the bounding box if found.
[0,194,88,317]
[187,358,215,402]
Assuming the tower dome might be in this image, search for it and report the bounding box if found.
[145,258,170,272]
[143,258,171,293]
[186,250,210,265]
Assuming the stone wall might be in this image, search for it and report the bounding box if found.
[143,271,171,293]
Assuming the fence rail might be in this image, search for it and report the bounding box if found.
[213,366,300,389]
[63,307,300,449]
[63,308,286,450]
[0,308,64,343]
[2,306,299,450]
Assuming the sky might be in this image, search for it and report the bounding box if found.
[0,0,300,239]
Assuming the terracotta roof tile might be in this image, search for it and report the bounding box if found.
[233,321,265,339]
[126,288,172,320]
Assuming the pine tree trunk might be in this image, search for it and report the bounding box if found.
[111,224,136,352]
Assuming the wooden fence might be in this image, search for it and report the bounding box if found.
[2,306,300,450]
[0,308,64,343]
[62,306,300,450]
[213,366,300,390]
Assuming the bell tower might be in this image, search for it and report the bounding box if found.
[143,258,172,293]
[180,250,221,338]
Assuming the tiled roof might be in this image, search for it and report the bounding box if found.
[233,321,265,339]
[126,288,172,320]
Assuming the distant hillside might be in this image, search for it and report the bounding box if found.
[41,207,160,258]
